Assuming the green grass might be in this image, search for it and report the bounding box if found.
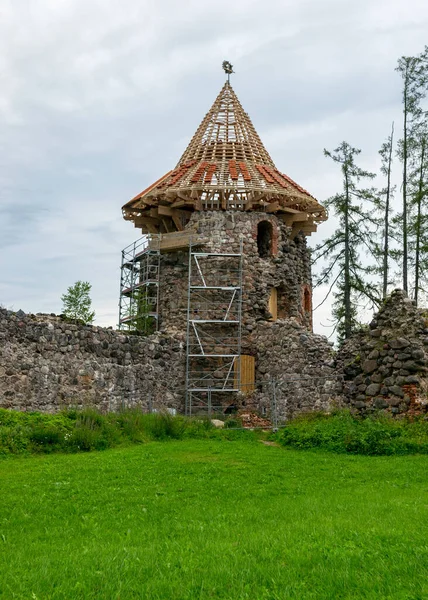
[1,439,427,599]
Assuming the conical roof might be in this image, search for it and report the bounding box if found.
[123,81,326,234]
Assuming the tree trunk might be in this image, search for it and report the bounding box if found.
[415,136,426,306]
[403,79,409,294]
[344,167,351,339]
[383,122,394,299]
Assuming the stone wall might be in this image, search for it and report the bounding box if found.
[158,211,313,333]
[0,308,340,417]
[3,290,428,418]
[249,319,341,420]
[0,308,185,413]
[337,290,428,415]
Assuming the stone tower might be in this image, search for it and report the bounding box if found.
[120,75,332,415]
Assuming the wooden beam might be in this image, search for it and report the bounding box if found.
[280,215,294,226]
[171,213,183,231]
[136,221,157,233]
[265,201,280,213]
[170,199,187,208]
[134,215,161,233]
[291,222,316,238]
[157,206,188,219]
[158,205,190,231]
[161,217,174,233]
[134,215,159,226]
[157,205,173,216]
[134,196,158,207]
[278,206,301,214]
[278,212,309,226]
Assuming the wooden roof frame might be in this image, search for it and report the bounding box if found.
[122,82,327,236]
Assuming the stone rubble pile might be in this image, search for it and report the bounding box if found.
[337,290,428,415]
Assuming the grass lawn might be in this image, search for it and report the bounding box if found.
[1,438,427,599]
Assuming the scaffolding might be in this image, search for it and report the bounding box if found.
[119,235,160,334]
[185,240,243,415]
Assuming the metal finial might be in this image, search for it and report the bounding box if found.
[222,60,234,83]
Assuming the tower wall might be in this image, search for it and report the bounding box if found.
[158,211,313,335]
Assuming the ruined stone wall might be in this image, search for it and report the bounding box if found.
[2,290,428,418]
[0,307,341,417]
[0,309,185,413]
[337,290,428,415]
[247,320,341,420]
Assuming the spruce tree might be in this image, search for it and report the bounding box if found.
[313,142,379,343]
[408,124,428,305]
[396,47,428,294]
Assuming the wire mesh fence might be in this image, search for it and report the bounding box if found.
[114,373,344,431]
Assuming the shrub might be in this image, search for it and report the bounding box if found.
[277,410,428,456]
[0,424,30,455]
[30,426,63,450]
[0,407,261,457]
[146,412,187,440]
[65,408,121,451]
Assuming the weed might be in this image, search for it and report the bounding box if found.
[277,409,428,455]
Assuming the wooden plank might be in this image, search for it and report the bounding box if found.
[234,355,255,394]
[291,222,316,237]
[268,287,277,321]
[300,223,317,234]
[159,233,192,252]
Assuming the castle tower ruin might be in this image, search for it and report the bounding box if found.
[119,74,336,416]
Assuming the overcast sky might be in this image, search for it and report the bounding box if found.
[1,0,427,336]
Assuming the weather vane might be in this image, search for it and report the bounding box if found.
[222,60,234,83]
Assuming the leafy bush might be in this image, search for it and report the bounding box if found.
[30,426,63,449]
[0,407,246,456]
[0,424,30,455]
[277,410,428,455]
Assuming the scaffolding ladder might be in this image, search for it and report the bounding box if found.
[185,240,243,416]
[118,235,160,334]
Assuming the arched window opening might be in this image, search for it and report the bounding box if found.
[257,221,273,258]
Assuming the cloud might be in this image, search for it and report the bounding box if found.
[1,0,428,332]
